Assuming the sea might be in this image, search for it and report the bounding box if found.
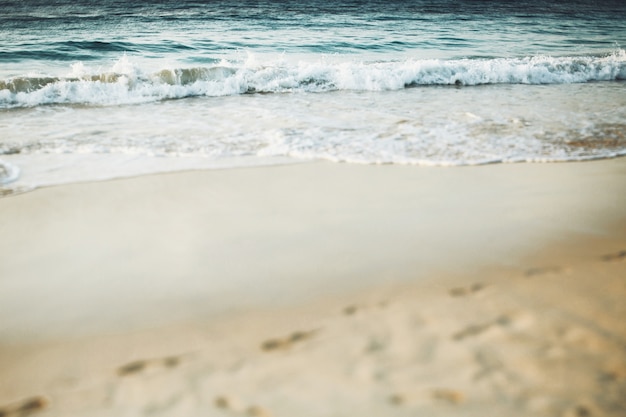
[1,0,626,193]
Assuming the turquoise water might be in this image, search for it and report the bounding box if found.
[1,0,626,189]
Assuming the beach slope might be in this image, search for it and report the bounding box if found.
[1,159,625,416]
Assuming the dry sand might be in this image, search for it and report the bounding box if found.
[0,159,625,417]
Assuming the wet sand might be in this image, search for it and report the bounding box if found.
[1,159,625,416]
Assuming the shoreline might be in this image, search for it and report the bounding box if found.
[1,159,625,416]
[3,154,626,200]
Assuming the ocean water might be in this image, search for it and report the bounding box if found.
[1,0,626,192]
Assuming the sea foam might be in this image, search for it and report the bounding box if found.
[1,51,624,108]
[0,159,20,185]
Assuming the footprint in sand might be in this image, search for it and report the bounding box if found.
[213,396,271,417]
[117,355,183,376]
[601,250,626,262]
[0,397,48,417]
[599,363,626,382]
[246,405,272,417]
[261,329,317,352]
[117,360,147,376]
[162,356,182,369]
[214,396,235,410]
[431,389,465,405]
[562,404,596,417]
[343,305,359,315]
[452,314,521,341]
[389,390,465,408]
[449,282,486,297]
[452,322,492,341]
[524,266,568,277]
[388,394,406,406]
[573,405,592,417]
[343,300,390,316]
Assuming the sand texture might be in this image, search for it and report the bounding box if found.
[1,159,625,416]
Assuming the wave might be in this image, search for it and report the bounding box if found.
[0,40,196,62]
[1,51,625,108]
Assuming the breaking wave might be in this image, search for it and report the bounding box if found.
[1,50,625,108]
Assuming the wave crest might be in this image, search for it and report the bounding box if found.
[1,51,624,108]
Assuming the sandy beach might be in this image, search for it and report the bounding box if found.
[1,159,625,417]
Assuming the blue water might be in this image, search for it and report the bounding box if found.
[1,0,626,190]
[2,0,625,62]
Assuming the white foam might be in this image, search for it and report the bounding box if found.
[1,51,624,108]
[1,71,625,192]
[0,159,20,185]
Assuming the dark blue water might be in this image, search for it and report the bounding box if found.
[2,0,626,68]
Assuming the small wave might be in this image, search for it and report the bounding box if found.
[0,41,135,61]
[0,159,20,185]
[0,40,196,62]
[1,50,624,108]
